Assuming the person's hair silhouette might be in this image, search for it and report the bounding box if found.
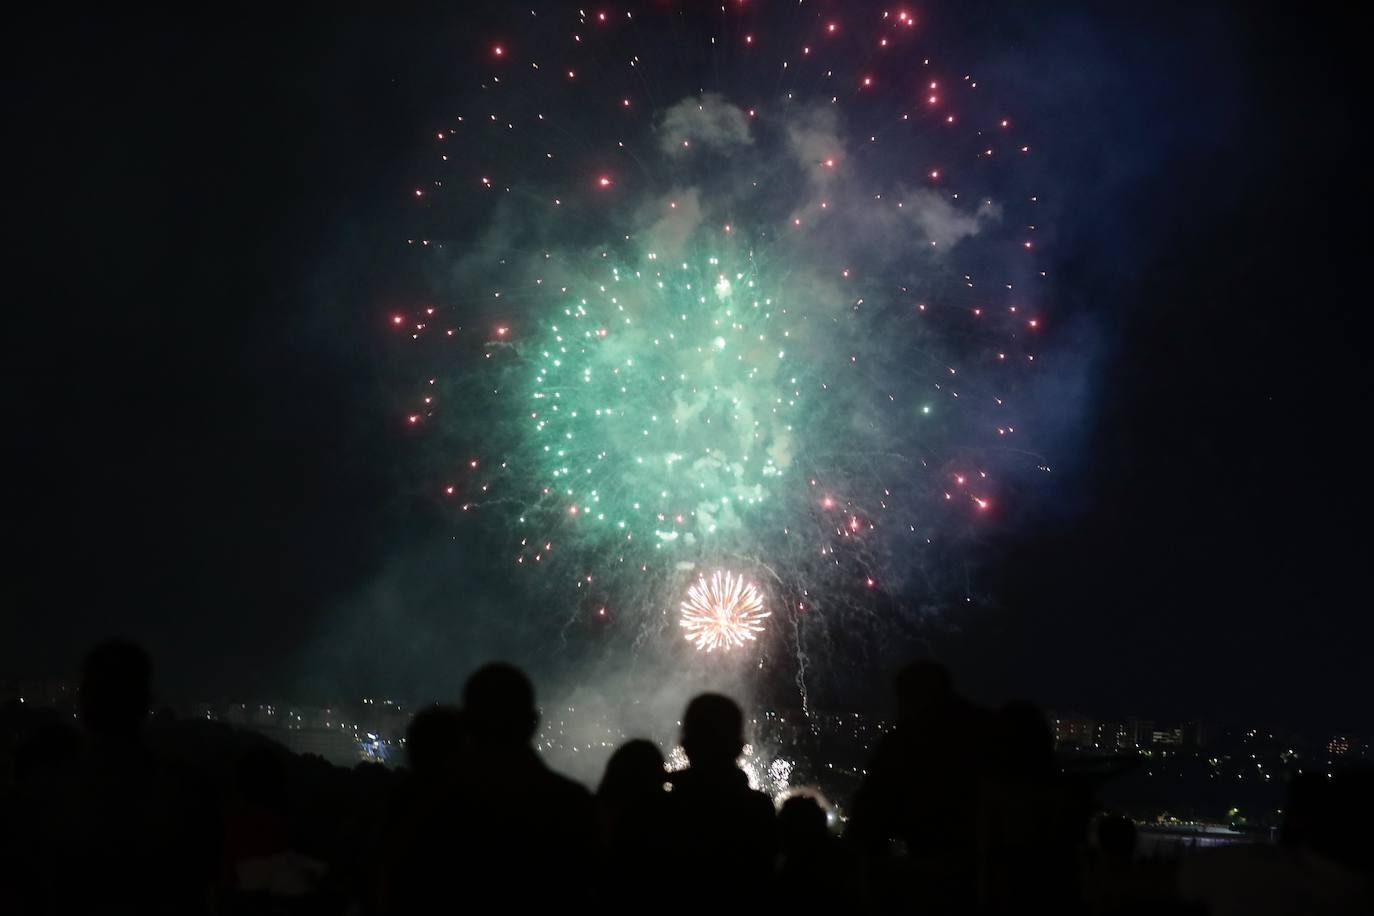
[993,702,1056,780]
[595,739,670,898]
[598,738,665,802]
[775,794,856,905]
[405,704,466,777]
[894,658,953,722]
[79,639,151,740]
[778,794,828,853]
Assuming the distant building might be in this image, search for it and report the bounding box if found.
[1095,721,1133,752]
[1183,721,1212,749]
[1051,712,1096,749]
[1153,727,1185,747]
[1139,722,1209,749]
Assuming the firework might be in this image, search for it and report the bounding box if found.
[666,743,794,804]
[396,3,1051,676]
[680,570,771,652]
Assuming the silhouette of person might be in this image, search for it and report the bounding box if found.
[849,659,988,913]
[2,704,83,913]
[663,693,777,908]
[1081,813,1171,916]
[596,739,669,900]
[776,794,856,907]
[454,663,596,908]
[404,703,468,781]
[383,704,469,914]
[51,640,219,914]
[597,738,667,842]
[976,703,1078,913]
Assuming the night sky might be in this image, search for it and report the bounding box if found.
[6,2,1368,733]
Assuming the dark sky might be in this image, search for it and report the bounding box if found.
[6,2,1368,733]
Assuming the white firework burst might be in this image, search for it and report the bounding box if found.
[680,570,770,652]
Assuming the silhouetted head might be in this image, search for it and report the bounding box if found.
[778,795,828,855]
[894,659,953,722]
[890,659,956,725]
[79,640,151,740]
[994,702,1055,779]
[1283,765,1374,870]
[462,663,538,747]
[598,739,666,801]
[681,693,745,768]
[406,704,467,776]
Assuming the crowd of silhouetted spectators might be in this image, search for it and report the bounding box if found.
[1,640,1370,914]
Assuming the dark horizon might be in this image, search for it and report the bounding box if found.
[6,2,1370,735]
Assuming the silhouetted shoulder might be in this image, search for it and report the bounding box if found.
[548,765,594,800]
[535,762,595,814]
